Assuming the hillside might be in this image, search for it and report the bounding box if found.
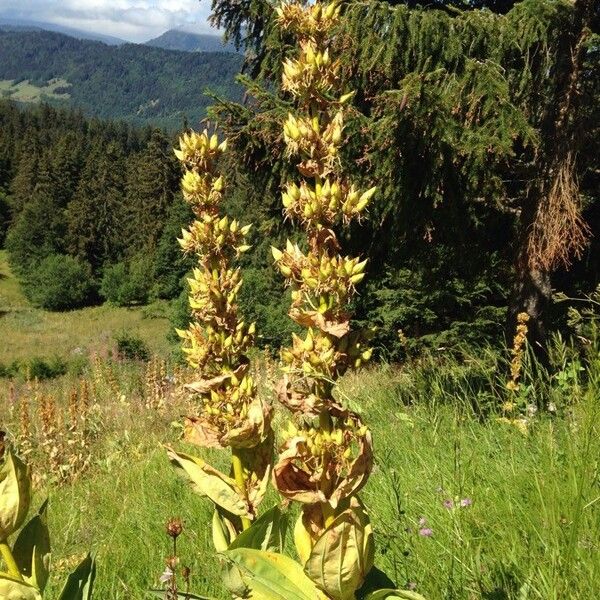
[0,30,243,129]
[146,29,238,53]
[0,250,172,365]
[0,17,126,45]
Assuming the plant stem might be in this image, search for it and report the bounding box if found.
[319,410,335,527]
[0,541,22,581]
[319,410,332,433]
[231,449,251,531]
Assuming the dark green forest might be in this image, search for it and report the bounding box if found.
[0,30,242,130]
[0,0,598,360]
[0,102,193,308]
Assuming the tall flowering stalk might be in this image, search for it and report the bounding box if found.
[168,128,272,533]
[271,0,375,535]
[166,4,426,599]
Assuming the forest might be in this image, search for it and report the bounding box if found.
[0,0,599,598]
[0,30,243,129]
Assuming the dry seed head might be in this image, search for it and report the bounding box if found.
[166,517,184,539]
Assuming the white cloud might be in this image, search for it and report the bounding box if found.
[0,0,215,41]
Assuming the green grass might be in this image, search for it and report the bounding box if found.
[0,78,71,102]
[1,248,598,598]
[0,250,172,363]
[2,358,592,600]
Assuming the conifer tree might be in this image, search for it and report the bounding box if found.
[66,141,128,271]
[124,131,179,255]
[208,0,599,353]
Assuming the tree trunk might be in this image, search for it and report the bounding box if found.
[508,0,594,357]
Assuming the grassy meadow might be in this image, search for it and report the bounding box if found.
[0,250,171,364]
[1,252,599,599]
[0,78,71,103]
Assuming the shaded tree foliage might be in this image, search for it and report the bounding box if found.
[206,0,599,356]
[0,101,186,307]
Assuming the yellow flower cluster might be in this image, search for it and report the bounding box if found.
[275,1,341,39]
[272,241,367,305]
[175,128,269,451]
[174,130,227,172]
[282,40,340,98]
[281,179,376,227]
[179,216,251,257]
[507,312,530,392]
[272,0,375,543]
[274,414,372,508]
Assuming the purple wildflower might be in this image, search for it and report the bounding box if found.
[419,527,433,537]
[443,499,454,509]
[460,498,473,508]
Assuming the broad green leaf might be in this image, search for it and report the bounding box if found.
[212,509,231,552]
[13,500,51,592]
[167,448,251,518]
[229,506,287,553]
[58,553,96,600]
[222,507,288,598]
[224,548,320,600]
[305,503,374,600]
[0,573,42,600]
[363,590,427,600]
[294,513,312,566]
[0,450,31,540]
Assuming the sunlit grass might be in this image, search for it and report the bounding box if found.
[2,360,593,600]
[0,250,172,363]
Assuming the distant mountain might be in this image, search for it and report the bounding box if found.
[0,30,243,130]
[0,17,126,45]
[146,29,238,53]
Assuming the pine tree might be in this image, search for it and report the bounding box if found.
[5,164,66,274]
[207,0,599,353]
[66,141,128,272]
[123,130,179,256]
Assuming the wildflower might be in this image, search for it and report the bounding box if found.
[460,498,472,507]
[419,527,433,537]
[273,413,373,508]
[166,517,183,539]
[443,499,454,509]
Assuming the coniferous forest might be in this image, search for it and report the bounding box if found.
[0,0,599,598]
[1,0,598,357]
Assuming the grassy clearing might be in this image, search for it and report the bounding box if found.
[1,352,598,599]
[0,250,172,363]
[1,249,599,598]
[0,78,71,102]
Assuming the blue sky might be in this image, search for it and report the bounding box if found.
[0,0,215,42]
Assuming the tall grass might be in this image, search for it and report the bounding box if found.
[0,339,596,599]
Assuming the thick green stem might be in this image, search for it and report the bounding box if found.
[231,449,251,531]
[319,409,335,527]
[0,541,22,581]
[319,410,332,432]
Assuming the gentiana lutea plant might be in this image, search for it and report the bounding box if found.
[0,445,96,600]
[167,2,426,599]
[167,127,273,533]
